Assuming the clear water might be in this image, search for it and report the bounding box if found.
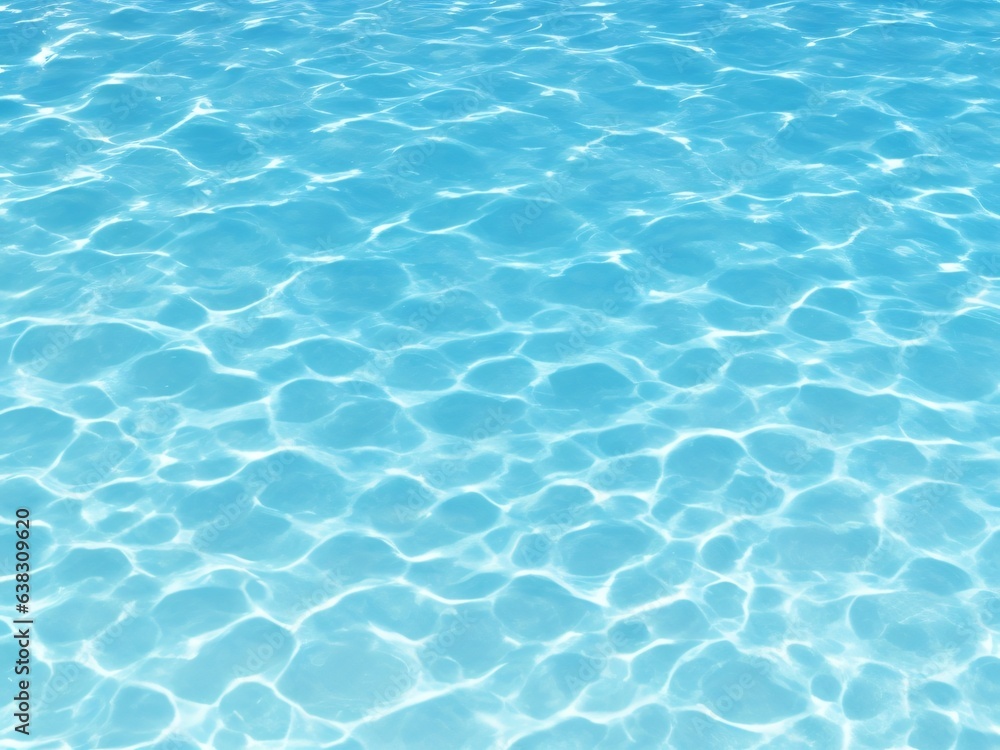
[2,1,1000,748]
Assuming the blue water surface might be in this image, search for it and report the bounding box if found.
[2,0,1000,748]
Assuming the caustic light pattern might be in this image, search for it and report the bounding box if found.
[1,1,1000,748]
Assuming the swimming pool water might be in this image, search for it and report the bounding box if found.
[2,1,1000,748]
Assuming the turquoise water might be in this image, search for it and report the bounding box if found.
[2,0,1000,748]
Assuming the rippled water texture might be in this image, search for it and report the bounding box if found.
[2,1,1000,748]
